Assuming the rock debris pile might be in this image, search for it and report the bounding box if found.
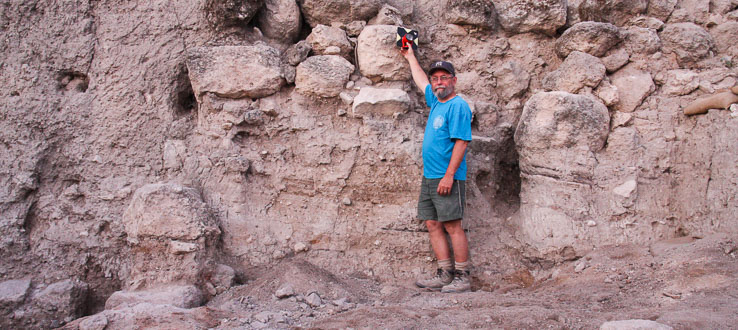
[1,0,738,328]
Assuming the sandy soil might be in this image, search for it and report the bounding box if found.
[198,233,738,329]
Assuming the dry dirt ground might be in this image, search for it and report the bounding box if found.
[64,233,737,329]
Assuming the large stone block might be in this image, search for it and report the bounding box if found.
[123,183,217,242]
[609,64,654,112]
[356,25,411,81]
[295,55,355,97]
[351,87,411,118]
[446,0,497,29]
[623,27,662,55]
[0,279,31,308]
[31,279,89,326]
[579,0,648,26]
[105,285,203,310]
[496,0,567,36]
[298,0,382,27]
[186,45,285,100]
[711,21,738,58]
[542,51,606,94]
[204,0,264,29]
[515,91,610,181]
[660,23,714,67]
[515,92,610,255]
[306,24,354,60]
[555,21,622,58]
[494,61,530,101]
[257,0,302,43]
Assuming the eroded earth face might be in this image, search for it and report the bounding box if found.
[2,0,738,328]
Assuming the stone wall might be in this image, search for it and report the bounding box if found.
[1,0,737,327]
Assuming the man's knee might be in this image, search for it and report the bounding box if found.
[425,220,444,233]
[442,219,464,235]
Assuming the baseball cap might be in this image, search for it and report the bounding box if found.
[428,61,455,76]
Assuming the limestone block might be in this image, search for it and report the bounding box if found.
[356,25,411,81]
[299,0,382,27]
[600,319,673,330]
[647,0,677,21]
[186,45,284,100]
[257,0,302,43]
[610,64,654,112]
[368,4,403,25]
[295,55,355,97]
[712,21,738,58]
[713,0,738,14]
[515,91,610,180]
[204,0,264,28]
[579,0,648,26]
[105,285,203,310]
[31,279,89,322]
[351,87,411,118]
[0,279,31,307]
[595,80,619,106]
[494,61,530,101]
[601,48,630,73]
[542,51,606,93]
[211,264,236,291]
[629,17,664,31]
[515,92,609,254]
[306,25,353,60]
[556,22,622,58]
[122,183,217,242]
[78,314,108,330]
[284,40,312,66]
[611,179,637,214]
[663,69,699,96]
[661,23,714,67]
[163,140,186,170]
[623,27,662,55]
[445,0,497,29]
[496,0,566,35]
[566,0,585,26]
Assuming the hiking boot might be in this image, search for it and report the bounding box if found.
[415,268,454,290]
[441,270,471,293]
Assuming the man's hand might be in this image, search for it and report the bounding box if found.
[437,175,454,196]
[400,46,415,61]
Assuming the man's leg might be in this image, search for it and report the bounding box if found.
[415,219,454,289]
[441,219,471,293]
[426,220,451,261]
[442,219,468,263]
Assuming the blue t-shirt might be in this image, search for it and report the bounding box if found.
[422,84,472,180]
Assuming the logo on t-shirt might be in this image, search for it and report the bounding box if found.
[433,116,444,130]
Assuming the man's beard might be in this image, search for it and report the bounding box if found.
[434,86,453,99]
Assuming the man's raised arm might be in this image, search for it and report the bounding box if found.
[401,47,430,94]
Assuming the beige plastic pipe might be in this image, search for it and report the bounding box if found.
[683,86,738,115]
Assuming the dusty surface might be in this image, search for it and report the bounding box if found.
[59,233,738,329]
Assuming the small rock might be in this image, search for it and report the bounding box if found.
[254,311,272,323]
[574,261,587,273]
[306,292,322,307]
[79,313,108,330]
[339,91,354,105]
[586,220,597,227]
[342,197,352,205]
[293,242,308,252]
[169,240,199,254]
[276,284,295,298]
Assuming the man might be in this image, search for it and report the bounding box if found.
[401,47,473,293]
